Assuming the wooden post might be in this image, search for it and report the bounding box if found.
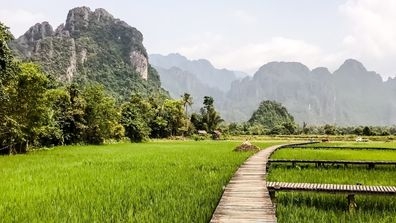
[292,161,296,168]
[347,194,357,213]
[368,163,375,169]
[269,189,276,207]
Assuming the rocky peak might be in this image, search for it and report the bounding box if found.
[93,8,114,21]
[334,58,383,84]
[312,67,331,75]
[312,67,332,80]
[54,23,70,37]
[64,6,91,33]
[11,6,150,82]
[254,61,310,80]
[23,22,54,42]
[337,59,367,73]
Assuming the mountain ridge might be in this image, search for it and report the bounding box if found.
[152,53,396,125]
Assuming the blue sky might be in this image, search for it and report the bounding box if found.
[1,0,395,79]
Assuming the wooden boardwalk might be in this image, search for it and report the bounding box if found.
[267,159,396,169]
[266,181,396,212]
[288,145,396,150]
[267,182,396,195]
[210,144,284,223]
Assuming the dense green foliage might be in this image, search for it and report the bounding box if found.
[224,100,298,136]
[268,143,396,222]
[190,96,224,134]
[1,23,195,153]
[0,141,279,222]
[248,100,296,134]
[120,94,189,142]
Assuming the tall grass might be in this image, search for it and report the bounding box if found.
[276,193,396,223]
[269,143,396,222]
[271,148,396,160]
[298,141,396,149]
[0,141,278,222]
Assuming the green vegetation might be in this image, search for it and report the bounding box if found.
[227,100,297,135]
[191,96,224,133]
[10,8,167,101]
[1,23,227,153]
[299,141,396,149]
[268,143,396,222]
[0,141,277,222]
[248,100,296,133]
[271,148,396,161]
[276,193,396,223]
[268,166,396,185]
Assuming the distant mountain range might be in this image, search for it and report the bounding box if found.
[9,6,395,126]
[151,54,396,126]
[150,53,247,92]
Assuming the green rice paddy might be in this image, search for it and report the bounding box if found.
[0,141,279,222]
[268,143,396,223]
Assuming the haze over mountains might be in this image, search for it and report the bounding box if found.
[8,6,396,126]
[150,53,246,92]
[152,54,396,126]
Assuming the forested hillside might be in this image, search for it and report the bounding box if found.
[10,7,167,100]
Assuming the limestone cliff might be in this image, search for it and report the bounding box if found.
[11,7,162,99]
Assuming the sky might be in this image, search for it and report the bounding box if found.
[1,0,395,79]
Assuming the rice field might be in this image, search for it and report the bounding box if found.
[0,140,280,222]
[268,143,396,222]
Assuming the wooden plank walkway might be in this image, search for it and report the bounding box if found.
[288,146,396,150]
[210,144,285,223]
[267,159,396,169]
[267,182,396,195]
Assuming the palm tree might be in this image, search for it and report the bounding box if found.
[205,107,224,132]
[181,93,193,116]
[181,93,193,134]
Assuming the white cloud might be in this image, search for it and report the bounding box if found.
[338,0,396,78]
[178,1,396,78]
[0,9,47,37]
[232,10,257,25]
[213,37,324,73]
[178,35,327,74]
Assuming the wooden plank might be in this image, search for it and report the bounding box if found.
[266,181,396,196]
[211,144,305,222]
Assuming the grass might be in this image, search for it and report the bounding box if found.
[298,141,396,149]
[0,140,279,222]
[276,193,396,223]
[268,166,396,185]
[271,148,396,161]
[268,143,396,222]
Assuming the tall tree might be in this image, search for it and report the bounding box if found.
[0,22,19,153]
[121,94,152,142]
[162,99,187,136]
[181,93,193,115]
[7,63,53,152]
[181,93,193,135]
[82,84,121,144]
[199,96,223,133]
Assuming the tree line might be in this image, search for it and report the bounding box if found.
[1,23,225,154]
[2,23,395,155]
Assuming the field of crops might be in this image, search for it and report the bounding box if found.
[268,142,396,222]
[0,141,280,222]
